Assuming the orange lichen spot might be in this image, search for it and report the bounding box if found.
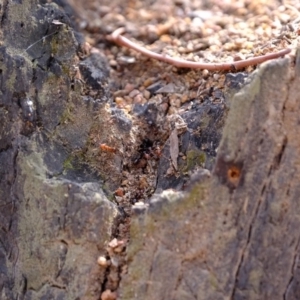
[227,165,241,186]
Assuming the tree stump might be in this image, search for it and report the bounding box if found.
[1,0,300,299]
[119,51,300,300]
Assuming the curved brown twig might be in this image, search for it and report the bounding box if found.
[110,28,291,71]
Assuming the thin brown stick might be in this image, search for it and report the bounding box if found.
[110,27,291,71]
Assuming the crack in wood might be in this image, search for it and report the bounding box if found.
[283,237,300,300]
[0,0,8,26]
[230,182,266,299]
[145,241,159,295]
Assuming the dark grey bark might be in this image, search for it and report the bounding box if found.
[0,1,122,299]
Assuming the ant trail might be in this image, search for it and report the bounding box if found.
[23,31,58,53]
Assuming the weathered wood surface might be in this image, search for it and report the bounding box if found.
[1,0,300,299]
[119,50,300,300]
[0,1,122,299]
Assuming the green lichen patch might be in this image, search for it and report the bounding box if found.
[182,148,207,172]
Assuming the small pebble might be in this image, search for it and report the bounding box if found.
[160,34,172,43]
[115,97,125,105]
[143,90,151,100]
[124,83,135,94]
[128,89,140,98]
[108,238,118,248]
[143,77,156,87]
[113,90,126,97]
[101,289,117,300]
[109,60,117,67]
[233,54,245,61]
[97,256,109,267]
[124,95,133,104]
[181,93,189,104]
[202,69,209,78]
[133,93,145,104]
[213,74,220,81]
[113,245,125,253]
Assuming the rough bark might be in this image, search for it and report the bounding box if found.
[119,50,300,300]
[0,1,125,299]
[1,0,300,300]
